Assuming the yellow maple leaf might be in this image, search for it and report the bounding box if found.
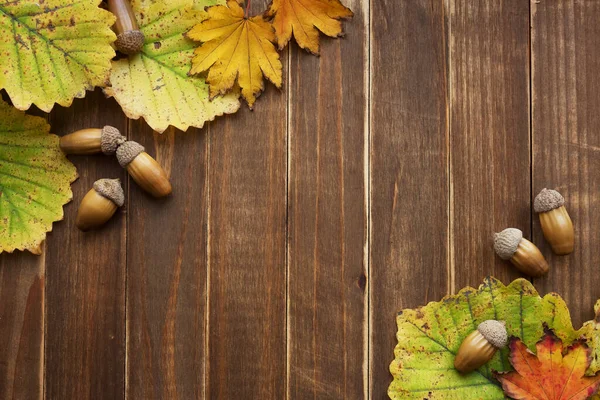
[266,0,353,54]
[188,0,282,107]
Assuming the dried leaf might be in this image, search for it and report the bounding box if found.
[265,0,353,54]
[495,329,600,399]
[188,0,282,108]
[0,99,77,254]
[104,0,240,133]
[388,277,597,399]
[0,0,116,112]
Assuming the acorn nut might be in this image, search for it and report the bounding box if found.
[76,179,124,231]
[117,141,172,198]
[108,0,145,55]
[59,126,126,155]
[494,228,549,277]
[534,189,574,255]
[454,320,507,373]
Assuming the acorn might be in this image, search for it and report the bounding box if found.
[494,228,549,277]
[107,0,145,55]
[534,189,574,255]
[116,141,172,198]
[454,320,507,373]
[76,179,124,231]
[59,126,126,155]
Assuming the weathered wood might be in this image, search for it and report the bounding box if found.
[370,1,449,398]
[449,0,531,288]
[0,252,44,400]
[206,10,287,391]
[44,90,127,400]
[126,123,208,399]
[531,0,600,327]
[286,0,367,398]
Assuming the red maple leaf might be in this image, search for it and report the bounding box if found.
[495,329,600,399]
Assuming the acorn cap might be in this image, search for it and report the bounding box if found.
[494,228,523,260]
[534,188,565,213]
[93,178,125,207]
[115,30,145,55]
[477,320,507,348]
[100,126,126,155]
[116,141,145,167]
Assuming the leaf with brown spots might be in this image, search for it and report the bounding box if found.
[0,0,117,112]
[389,278,600,399]
[104,0,240,133]
[0,99,77,254]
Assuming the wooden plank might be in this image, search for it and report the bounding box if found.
[44,91,127,400]
[126,123,209,399]
[449,0,531,288]
[0,100,46,400]
[286,0,367,398]
[207,0,287,393]
[369,1,449,398]
[0,252,44,400]
[531,0,600,327]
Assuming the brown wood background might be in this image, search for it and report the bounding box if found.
[2,0,600,398]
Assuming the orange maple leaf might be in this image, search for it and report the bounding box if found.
[495,329,600,400]
[265,0,353,54]
[188,0,283,108]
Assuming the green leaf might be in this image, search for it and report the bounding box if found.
[0,0,117,112]
[104,0,240,133]
[388,277,588,399]
[0,99,77,254]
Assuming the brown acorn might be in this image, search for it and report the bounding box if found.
[107,0,145,55]
[534,189,574,255]
[117,141,172,198]
[59,126,126,155]
[454,320,507,373]
[76,179,124,231]
[494,228,549,277]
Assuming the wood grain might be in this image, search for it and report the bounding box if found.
[126,123,208,399]
[531,0,600,328]
[370,0,449,398]
[206,1,287,390]
[286,0,367,397]
[44,90,127,400]
[0,252,44,400]
[449,0,531,288]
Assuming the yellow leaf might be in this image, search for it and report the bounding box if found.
[104,0,240,133]
[188,0,283,108]
[0,0,117,112]
[266,0,353,54]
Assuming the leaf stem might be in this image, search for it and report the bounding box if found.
[245,0,251,17]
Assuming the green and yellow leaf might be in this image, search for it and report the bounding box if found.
[0,0,117,112]
[188,0,282,108]
[104,0,240,133]
[0,99,77,254]
[388,277,600,399]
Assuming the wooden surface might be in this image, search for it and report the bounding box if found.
[2,0,600,398]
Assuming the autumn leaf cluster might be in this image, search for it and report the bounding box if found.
[188,0,354,107]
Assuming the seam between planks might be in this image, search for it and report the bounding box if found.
[285,45,291,400]
[124,116,131,400]
[205,119,212,400]
[363,0,371,398]
[444,0,454,296]
[367,0,373,396]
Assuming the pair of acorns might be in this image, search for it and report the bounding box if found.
[60,126,172,231]
[493,188,574,277]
